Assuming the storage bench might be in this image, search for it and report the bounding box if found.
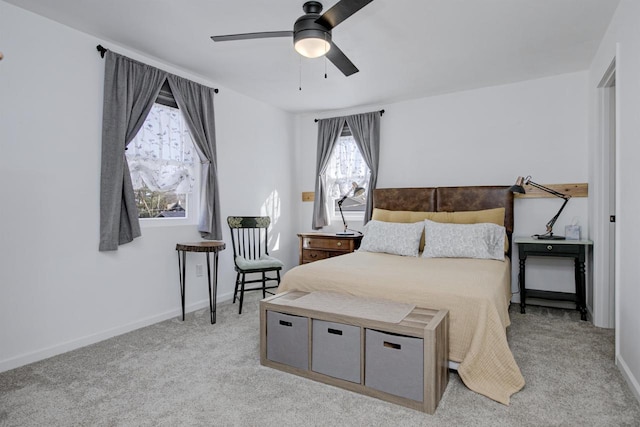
[260,291,449,414]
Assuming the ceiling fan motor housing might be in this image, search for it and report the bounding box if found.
[294,1,332,58]
[211,0,369,75]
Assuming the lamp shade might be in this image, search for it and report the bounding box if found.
[294,37,331,58]
[509,176,527,194]
[353,186,366,198]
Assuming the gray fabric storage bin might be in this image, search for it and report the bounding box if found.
[365,329,424,401]
[266,311,309,370]
[312,320,361,383]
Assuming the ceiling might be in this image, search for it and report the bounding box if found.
[5,0,619,113]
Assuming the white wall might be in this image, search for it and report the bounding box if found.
[4,2,630,399]
[294,72,589,301]
[588,0,640,402]
[0,2,296,372]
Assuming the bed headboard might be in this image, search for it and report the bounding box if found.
[373,186,514,256]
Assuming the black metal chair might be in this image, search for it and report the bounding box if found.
[227,216,283,314]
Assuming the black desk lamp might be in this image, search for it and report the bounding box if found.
[337,182,366,236]
[510,176,571,240]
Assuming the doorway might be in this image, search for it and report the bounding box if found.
[597,59,616,329]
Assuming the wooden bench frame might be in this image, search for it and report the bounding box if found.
[259,291,449,414]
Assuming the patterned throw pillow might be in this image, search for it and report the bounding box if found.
[422,220,505,260]
[358,220,424,257]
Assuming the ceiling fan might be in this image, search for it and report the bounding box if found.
[211,0,374,77]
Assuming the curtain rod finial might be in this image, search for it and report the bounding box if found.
[96,44,107,58]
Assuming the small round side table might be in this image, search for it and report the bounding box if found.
[176,241,226,324]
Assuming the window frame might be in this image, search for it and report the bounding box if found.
[323,124,370,222]
[127,88,201,227]
[137,189,199,227]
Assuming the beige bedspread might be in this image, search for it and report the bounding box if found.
[278,251,525,405]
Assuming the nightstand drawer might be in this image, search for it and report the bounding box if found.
[298,233,363,265]
[304,237,348,250]
[542,244,580,255]
[302,249,329,263]
[523,243,581,256]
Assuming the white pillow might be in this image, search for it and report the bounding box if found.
[422,220,505,260]
[358,220,424,257]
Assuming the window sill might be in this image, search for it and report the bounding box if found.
[332,212,365,221]
[139,216,198,228]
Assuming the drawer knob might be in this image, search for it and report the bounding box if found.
[547,245,553,250]
[337,241,342,247]
[310,253,318,258]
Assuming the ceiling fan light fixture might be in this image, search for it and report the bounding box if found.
[293,4,332,59]
[294,36,331,58]
[211,0,371,76]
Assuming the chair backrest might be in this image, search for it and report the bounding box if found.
[227,216,271,261]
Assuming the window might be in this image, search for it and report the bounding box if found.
[323,124,370,218]
[125,102,198,220]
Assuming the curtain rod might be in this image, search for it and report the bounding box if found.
[314,109,384,123]
[96,45,219,94]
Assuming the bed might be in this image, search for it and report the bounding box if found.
[279,186,525,405]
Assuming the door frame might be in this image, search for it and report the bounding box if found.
[593,57,617,329]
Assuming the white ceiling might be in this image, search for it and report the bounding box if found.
[5,0,619,113]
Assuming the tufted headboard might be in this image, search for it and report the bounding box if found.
[373,186,514,257]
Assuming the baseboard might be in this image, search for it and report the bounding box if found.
[617,354,640,404]
[0,291,234,374]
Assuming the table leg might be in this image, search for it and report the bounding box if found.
[206,252,219,324]
[519,257,526,314]
[576,258,588,321]
[178,250,186,321]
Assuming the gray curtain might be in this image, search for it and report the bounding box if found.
[312,117,347,229]
[311,112,381,229]
[99,51,222,250]
[168,75,222,240]
[99,52,167,251]
[346,112,380,223]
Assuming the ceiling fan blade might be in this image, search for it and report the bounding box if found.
[326,42,359,76]
[316,0,374,29]
[211,31,293,42]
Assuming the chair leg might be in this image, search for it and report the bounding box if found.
[238,273,246,315]
[262,272,267,298]
[233,272,240,304]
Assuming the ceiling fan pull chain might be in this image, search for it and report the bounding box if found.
[324,33,328,79]
[299,55,303,91]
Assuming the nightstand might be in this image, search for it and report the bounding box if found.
[298,232,363,265]
[514,237,593,321]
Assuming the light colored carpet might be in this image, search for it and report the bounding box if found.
[1,294,639,427]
